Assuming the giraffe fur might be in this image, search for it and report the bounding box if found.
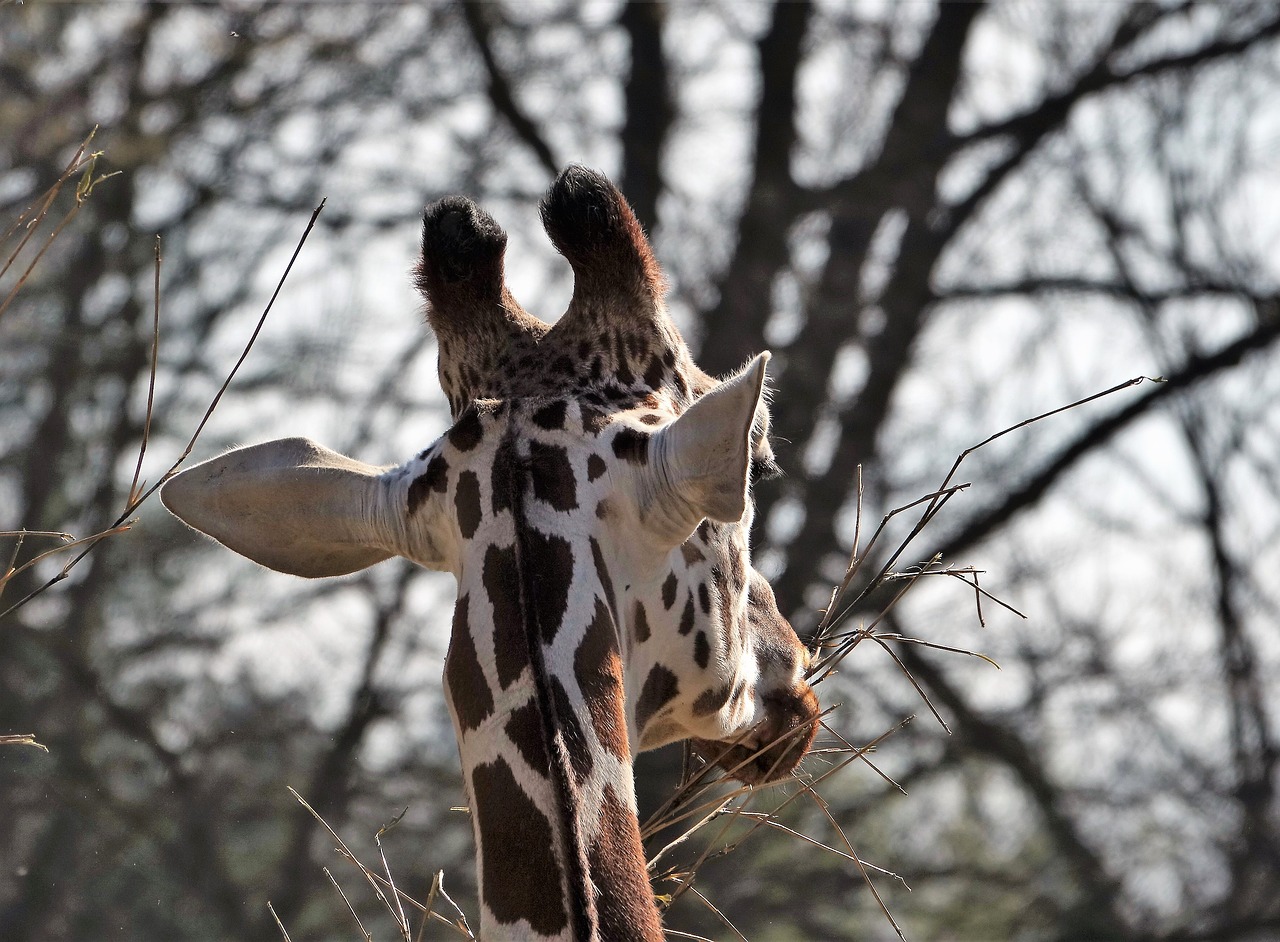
[163,166,820,940]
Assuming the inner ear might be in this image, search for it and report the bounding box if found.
[635,353,771,545]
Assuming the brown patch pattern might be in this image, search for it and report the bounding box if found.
[694,630,710,670]
[448,407,484,451]
[551,676,593,783]
[504,699,549,775]
[582,405,611,435]
[483,543,527,690]
[471,759,568,936]
[407,453,448,514]
[635,665,679,732]
[575,597,629,761]
[588,784,665,940]
[661,572,678,610]
[455,469,482,538]
[532,400,567,430]
[611,427,649,464]
[491,437,515,515]
[525,528,574,645]
[445,596,494,732]
[529,441,578,511]
[587,453,607,481]
[679,593,696,636]
[693,683,731,716]
[590,537,616,618]
[633,600,651,643]
[642,355,666,390]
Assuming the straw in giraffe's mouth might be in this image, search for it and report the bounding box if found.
[690,684,821,785]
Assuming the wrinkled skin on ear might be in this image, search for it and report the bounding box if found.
[161,438,457,577]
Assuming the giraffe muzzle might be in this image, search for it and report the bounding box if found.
[690,682,821,786]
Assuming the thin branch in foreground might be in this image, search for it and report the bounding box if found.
[810,553,943,688]
[930,565,1028,623]
[0,200,326,621]
[809,790,906,941]
[811,375,1159,651]
[324,867,373,942]
[375,813,412,941]
[820,720,907,796]
[127,235,163,508]
[0,733,49,751]
[417,871,444,942]
[0,131,120,323]
[266,902,293,942]
[654,716,915,937]
[0,524,133,605]
[684,883,748,942]
[929,375,1162,522]
[286,787,475,940]
[814,483,970,642]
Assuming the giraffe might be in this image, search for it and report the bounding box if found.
[161,166,821,941]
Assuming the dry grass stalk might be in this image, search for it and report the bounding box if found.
[281,787,475,941]
[0,733,48,751]
[0,128,119,323]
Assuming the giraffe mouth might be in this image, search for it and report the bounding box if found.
[690,686,820,786]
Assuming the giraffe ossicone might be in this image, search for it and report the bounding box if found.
[163,166,821,941]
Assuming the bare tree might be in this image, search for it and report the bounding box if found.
[4,2,1280,939]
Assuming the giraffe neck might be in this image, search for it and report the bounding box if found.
[448,425,664,941]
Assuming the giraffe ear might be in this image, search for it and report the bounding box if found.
[638,353,770,544]
[162,438,449,577]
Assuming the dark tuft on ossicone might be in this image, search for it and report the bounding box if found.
[416,196,508,298]
[540,166,663,296]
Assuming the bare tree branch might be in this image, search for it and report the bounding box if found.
[461,1,558,178]
[619,2,674,232]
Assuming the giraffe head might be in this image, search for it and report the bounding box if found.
[410,166,819,784]
[162,167,819,937]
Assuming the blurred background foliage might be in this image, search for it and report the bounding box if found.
[4,1,1280,939]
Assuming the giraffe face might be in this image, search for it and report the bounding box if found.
[580,404,820,785]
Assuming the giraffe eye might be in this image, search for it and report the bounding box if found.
[750,454,782,485]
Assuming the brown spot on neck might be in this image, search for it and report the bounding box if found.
[635,664,679,733]
[445,595,494,732]
[611,427,649,464]
[454,469,482,538]
[575,597,629,761]
[532,399,568,430]
[448,407,484,451]
[483,543,526,690]
[471,758,570,936]
[588,784,665,941]
[529,441,578,512]
[408,453,448,514]
[661,571,678,610]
